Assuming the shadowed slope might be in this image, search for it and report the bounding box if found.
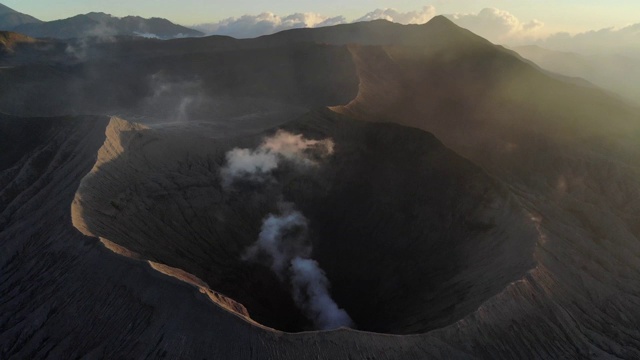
[0,41,358,121]
[333,16,640,359]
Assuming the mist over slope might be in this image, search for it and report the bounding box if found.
[513,44,640,105]
[1,14,640,359]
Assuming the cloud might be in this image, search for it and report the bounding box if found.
[539,23,640,55]
[355,6,436,25]
[193,6,437,38]
[193,6,544,44]
[190,4,640,54]
[194,12,346,38]
[446,8,544,43]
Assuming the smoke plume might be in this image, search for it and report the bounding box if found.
[141,72,204,122]
[242,205,311,276]
[290,257,353,330]
[221,131,352,330]
[242,204,353,330]
[221,130,334,187]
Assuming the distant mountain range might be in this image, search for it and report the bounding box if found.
[0,3,41,29]
[513,45,640,105]
[0,3,202,39]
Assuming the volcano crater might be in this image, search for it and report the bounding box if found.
[72,110,537,334]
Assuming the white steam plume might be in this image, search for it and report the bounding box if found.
[242,204,353,330]
[290,257,353,330]
[221,131,352,330]
[221,130,334,187]
[142,72,204,122]
[242,206,311,276]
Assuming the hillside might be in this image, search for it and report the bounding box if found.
[0,3,41,29]
[0,31,36,53]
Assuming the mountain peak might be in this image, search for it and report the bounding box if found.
[0,3,41,29]
[425,15,458,27]
[418,14,494,49]
[423,15,475,36]
[85,12,114,22]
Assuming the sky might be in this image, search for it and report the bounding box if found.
[3,1,639,54]
[4,0,639,34]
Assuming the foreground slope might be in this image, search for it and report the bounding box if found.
[0,114,473,359]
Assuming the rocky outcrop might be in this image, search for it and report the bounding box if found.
[0,31,36,53]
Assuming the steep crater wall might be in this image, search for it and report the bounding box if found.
[72,110,537,334]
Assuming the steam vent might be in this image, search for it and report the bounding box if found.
[2,11,640,360]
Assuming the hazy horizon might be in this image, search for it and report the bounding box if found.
[3,1,639,36]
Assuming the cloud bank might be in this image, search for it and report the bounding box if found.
[192,5,543,44]
[446,8,544,43]
[355,6,436,25]
[539,24,640,55]
[191,4,640,56]
[193,6,439,38]
[193,12,346,39]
